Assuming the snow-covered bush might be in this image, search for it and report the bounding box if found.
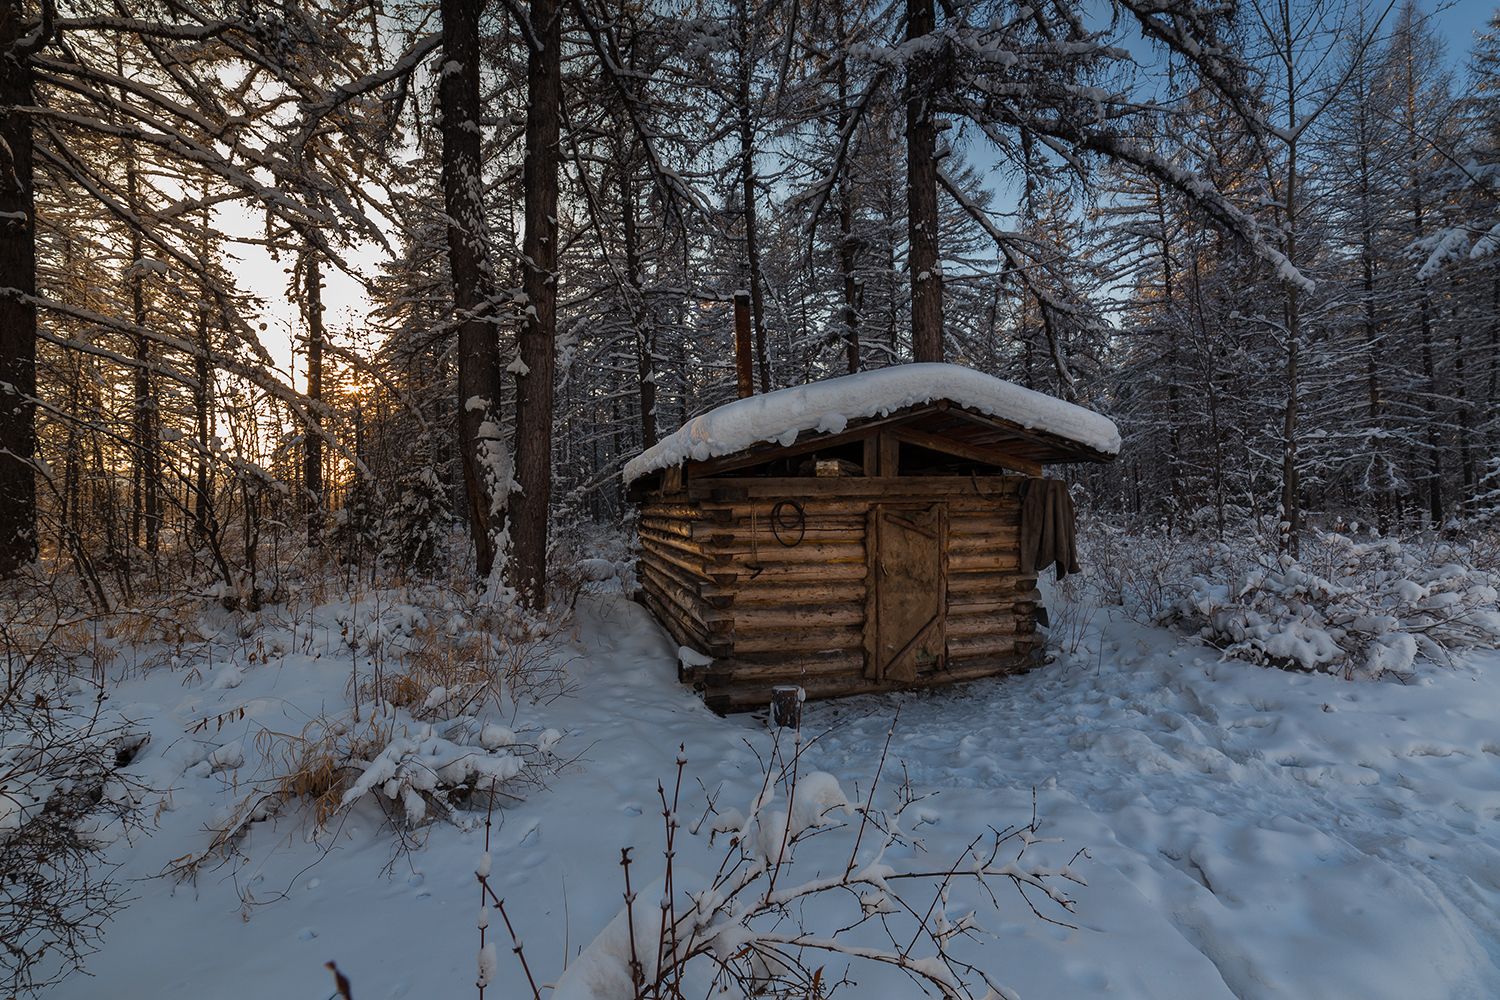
[182,713,559,877]
[544,735,1083,1000]
[335,718,556,831]
[1160,528,1500,678]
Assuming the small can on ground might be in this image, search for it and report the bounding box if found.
[770,685,804,729]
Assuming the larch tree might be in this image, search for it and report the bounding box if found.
[438,0,511,585]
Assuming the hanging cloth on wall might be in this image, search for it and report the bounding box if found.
[1019,478,1081,581]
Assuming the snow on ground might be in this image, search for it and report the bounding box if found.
[622,363,1121,482]
[43,590,1500,1000]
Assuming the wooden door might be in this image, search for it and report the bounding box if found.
[864,503,947,682]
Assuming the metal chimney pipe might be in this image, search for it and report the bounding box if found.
[734,290,754,399]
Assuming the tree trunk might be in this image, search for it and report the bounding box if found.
[440,0,508,581]
[0,18,37,575]
[906,0,942,363]
[622,162,655,447]
[305,250,324,546]
[1420,290,1441,527]
[1278,104,1301,556]
[514,0,562,607]
[1454,322,1470,516]
[125,161,160,555]
[837,24,859,375]
[194,299,215,538]
[737,0,770,392]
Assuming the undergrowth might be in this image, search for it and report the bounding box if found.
[1048,509,1500,679]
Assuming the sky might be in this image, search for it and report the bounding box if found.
[1437,0,1496,56]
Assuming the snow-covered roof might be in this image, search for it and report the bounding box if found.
[623,363,1120,482]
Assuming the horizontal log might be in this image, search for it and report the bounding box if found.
[638,561,727,633]
[946,531,1020,556]
[947,593,1031,616]
[947,633,1023,659]
[716,541,867,565]
[730,601,865,630]
[640,502,713,521]
[945,571,1031,595]
[639,525,709,560]
[945,612,1026,639]
[697,525,867,546]
[729,625,866,655]
[947,515,1021,534]
[700,649,867,685]
[710,561,869,585]
[638,539,712,583]
[639,515,696,540]
[947,550,1021,573]
[700,654,1032,710]
[639,560,732,628]
[636,546,707,593]
[640,589,711,654]
[703,647,866,671]
[688,513,868,539]
[946,654,1035,677]
[700,580,868,607]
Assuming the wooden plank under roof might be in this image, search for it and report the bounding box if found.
[679,401,1113,481]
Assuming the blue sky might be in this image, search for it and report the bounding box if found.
[1437,0,1496,66]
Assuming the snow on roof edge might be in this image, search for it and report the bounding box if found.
[623,363,1120,483]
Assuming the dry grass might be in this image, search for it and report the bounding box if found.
[167,714,391,883]
[357,610,578,720]
[359,624,499,720]
[257,715,392,828]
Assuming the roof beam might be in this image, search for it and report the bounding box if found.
[684,409,933,478]
[889,426,1043,477]
[942,407,1111,464]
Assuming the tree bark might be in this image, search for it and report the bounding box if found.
[906,0,943,363]
[125,160,160,555]
[1278,71,1300,556]
[193,296,215,539]
[440,0,508,581]
[304,250,324,547]
[514,0,561,607]
[0,14,37,575]
[622,161,655,447]
[737,0,770,392]
[837,22,859,375]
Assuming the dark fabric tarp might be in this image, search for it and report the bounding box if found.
[1019,478,1080,581]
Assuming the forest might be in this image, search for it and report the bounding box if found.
[3,0,1500,996]
[0,0,1495,607]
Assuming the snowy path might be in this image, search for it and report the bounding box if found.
[44,594,1500,1000]
[797,610,1500,1000]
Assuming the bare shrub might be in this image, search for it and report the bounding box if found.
[1037,570,1096,659]
[0,586,142,996]
[541,722,1085,1000]
[359,624,501,720]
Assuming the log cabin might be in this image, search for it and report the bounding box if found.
[623,363,1120,713]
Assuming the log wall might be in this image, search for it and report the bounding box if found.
[636,475,1039,712]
